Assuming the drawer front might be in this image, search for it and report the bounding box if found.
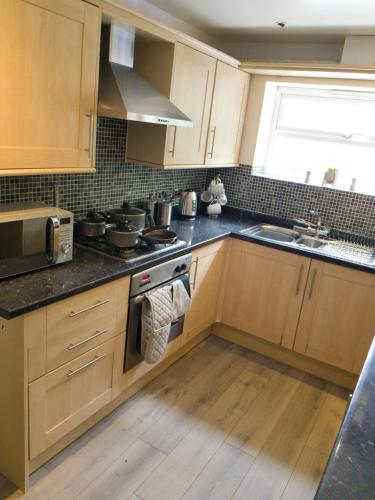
[29,338,117,459]
[46,281,125,371]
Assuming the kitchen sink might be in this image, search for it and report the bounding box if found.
[296,236,327,249]
[242,224,299,243]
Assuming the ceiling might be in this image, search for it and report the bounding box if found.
[146,0,375,43]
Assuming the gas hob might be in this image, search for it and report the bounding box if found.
[75,235,187,264]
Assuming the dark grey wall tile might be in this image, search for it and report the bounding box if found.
[207,166,375,238]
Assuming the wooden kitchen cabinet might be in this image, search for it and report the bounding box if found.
[221,240,310,348]
[0,0,101,174]
[183,240,226,341]
[127,43,249,168]
[205,62,250,165]
[29,336,123,459]
[127,42,217,168]
[294,261,375,374]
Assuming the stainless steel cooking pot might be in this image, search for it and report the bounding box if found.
[78,212,106,237]
[107,202,146,230]
[105,221,140,248]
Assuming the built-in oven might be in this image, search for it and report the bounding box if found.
[0,202,74,280]
[124,253,192,372]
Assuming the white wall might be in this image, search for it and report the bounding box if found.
[116,0,220,46]
[115,0,345,63]
[220,41,344,62]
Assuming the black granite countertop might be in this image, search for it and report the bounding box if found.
[315,337,375,500]
[0,208,374,319]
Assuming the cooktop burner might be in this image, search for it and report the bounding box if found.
[75,235,187,264]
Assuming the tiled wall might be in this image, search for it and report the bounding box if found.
[1,117,374,237]
[208,166,375,237]
[0,118,208,218]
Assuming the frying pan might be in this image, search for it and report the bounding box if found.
[140,215,177,245]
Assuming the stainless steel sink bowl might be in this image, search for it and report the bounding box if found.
[242,224,299,243]
[296,236,326,249]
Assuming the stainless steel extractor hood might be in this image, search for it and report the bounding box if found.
[98,24,193,127]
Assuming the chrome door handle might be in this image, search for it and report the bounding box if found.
[189,258,199,290]
[84,110,94,158]
[67,329,108,350]
[67,354,106,378]
[207,127,216,158]
[308,268,318,300]
[295,264,304,295]
[69,299,110,318]
[168,126,177,158]
[47,216,60,264]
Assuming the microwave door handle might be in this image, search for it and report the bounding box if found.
[48,216,60,263]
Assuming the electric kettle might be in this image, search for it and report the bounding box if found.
[179,190,198,219]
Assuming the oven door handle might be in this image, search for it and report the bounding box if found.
[132,273,191,305]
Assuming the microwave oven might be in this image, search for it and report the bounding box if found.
[0,203,74,280]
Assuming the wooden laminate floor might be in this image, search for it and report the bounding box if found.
[0,336,348,500]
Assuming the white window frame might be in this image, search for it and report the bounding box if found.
[253,82,375,181]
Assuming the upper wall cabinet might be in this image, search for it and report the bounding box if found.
[205,62,249,166]
[0,0,101,175]
[127,43,249,169]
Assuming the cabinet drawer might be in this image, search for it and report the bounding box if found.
[29,338,118,459]
[45,280,127,371]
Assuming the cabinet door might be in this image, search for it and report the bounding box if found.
[183,241,226,341]
[205,62,249,165]
[164,44,216,165]
[221,240,310,348]
[0,0,100,173]
[294,261,375,373]
[29,337,120,459]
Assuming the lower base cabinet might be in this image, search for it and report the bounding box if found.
[29,336,123,459]
[294,260,375,374]
[221,240,310,349]
[183,240,226,341]
[221,239,375,374]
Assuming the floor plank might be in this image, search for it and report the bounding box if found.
[232,374,328,500]
[281,446,329,500]
[226,364,303,456]
[182,442,254,500]
[0,337,348,500]
[77,439,166,500]
[136,365,267,500]
[307,384,348,454]
[141,343,270,454]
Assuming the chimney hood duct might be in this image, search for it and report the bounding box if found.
[98,24,193,127]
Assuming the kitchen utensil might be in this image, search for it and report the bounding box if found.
[209,175,225,195]
[207,201,221,216]
[156,200,172,226]
[107,202,146,230]
[200,191,213,203]
[217,193,227,206]
[140,215,177,245]
[105,220,140,248]
[78,211,106,237]
[179,190,198,219]
[142,200,157,220]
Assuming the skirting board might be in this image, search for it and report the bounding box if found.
[212,323,358,390]
[29,328,210,474]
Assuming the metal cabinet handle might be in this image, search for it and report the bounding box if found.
[67,329,108,351]
[67,354,106,378]
[308,268,318,300]
[69,299,110,318]
[84,110,94,158]
[207,127,217,158]
[168,126,177,158]
[189,257,199,290]
[295,264,304,295]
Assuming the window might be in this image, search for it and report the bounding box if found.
[253,82,375,195]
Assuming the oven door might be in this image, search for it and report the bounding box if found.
[124,273,190,372]
[0,216,60,279]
